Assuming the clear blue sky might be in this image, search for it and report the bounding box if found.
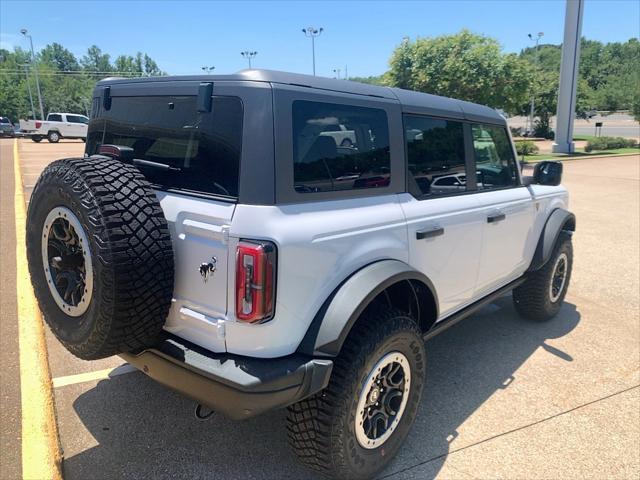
[1,0,639,78]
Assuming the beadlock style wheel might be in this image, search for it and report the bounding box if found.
[41,207,93,317]
[26,156,175,359]
[549,252,568,303]
[355,351,411,449]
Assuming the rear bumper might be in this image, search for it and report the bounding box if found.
[120,334,333,420]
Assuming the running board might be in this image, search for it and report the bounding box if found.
[424,276,526,341]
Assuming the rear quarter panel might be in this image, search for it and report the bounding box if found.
[225,196,408,357]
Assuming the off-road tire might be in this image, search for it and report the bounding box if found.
[26,156,175,359]
[47,131,60,143]
[513,232,573,321]
[287,308,425,480]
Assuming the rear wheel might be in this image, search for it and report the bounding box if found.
[513,233,573,321]
[287,308,425,479]
[47,131,60,143]
[31,135,43,143]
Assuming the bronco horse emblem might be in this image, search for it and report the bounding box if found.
[199,256,217,283]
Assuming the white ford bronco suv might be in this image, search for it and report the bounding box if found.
[26,70,575,479]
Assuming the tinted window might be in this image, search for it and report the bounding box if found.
[88,95,243,198]
[472,124,517,189]
[0,117,11,124]
[292,101,390,193]
[48,114,62,122]
[67,115,89,124]
[404,115,466,197]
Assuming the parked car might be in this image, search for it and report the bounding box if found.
[0,116,15,137]
[19,112,88,143]
[25,70,575,480]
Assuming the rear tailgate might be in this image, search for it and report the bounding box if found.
[159,192,234,352]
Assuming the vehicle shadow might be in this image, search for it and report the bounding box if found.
[64,296,580,480]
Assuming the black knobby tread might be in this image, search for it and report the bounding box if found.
[286,309,422,478]
[26,156,174,359]
[513,232,572,322]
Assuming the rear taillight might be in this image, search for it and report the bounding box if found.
[35,121,42,129]
[235,240,276,323]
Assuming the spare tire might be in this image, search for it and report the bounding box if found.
[26,156,174,360]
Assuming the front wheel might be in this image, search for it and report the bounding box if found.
[513,232,573,321]
[287,309,425,479]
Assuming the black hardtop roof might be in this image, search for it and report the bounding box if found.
[97,69,504,124]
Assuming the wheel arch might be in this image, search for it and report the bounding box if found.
[528,207,576,272]
[297,260,438,357]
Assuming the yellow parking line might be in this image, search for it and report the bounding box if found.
[52,364,138,388]
[14,139,63,480]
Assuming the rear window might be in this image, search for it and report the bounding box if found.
[0,117,11,124]
[87,95,243,198]
[292,100,390,193]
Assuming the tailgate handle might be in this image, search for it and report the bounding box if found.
[416,226,444,240]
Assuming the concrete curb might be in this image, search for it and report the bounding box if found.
[14,139,63,480]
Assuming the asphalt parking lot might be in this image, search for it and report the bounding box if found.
[2,138,639,479]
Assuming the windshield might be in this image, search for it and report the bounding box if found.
[86,95,243,198]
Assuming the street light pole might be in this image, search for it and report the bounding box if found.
[302,26,323,76]
[553,0,585,153]
[21,29,44,120]
[20,63,36,120]
[527,32,544,135]
[333,68,341,79]
[201,66,215,74]
[240,51,257,69]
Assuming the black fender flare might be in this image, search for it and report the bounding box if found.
[528,208,576,271]
[297,260,438,357]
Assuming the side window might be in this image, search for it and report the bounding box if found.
[292,100,390,193]
[67,115,89,124]
[472,124,518,189]
[48,114,62,122]
[404,115,466,197]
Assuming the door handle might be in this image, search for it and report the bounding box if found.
[416,226,444,240]
[487,212,506,223]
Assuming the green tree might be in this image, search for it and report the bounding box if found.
[520,37,639,112]
[387,30,532,114]
[40,43,80,72]
[0,43,165,121]
[113,52,165,76]
[81,45,112,74]
[632,93,640,123]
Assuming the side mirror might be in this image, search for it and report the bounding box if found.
[533,161,563,186]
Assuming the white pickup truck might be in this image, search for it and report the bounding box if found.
[19,112,89,143]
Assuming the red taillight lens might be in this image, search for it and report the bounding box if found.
[235,240,276,323]
[35,121,42,129]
